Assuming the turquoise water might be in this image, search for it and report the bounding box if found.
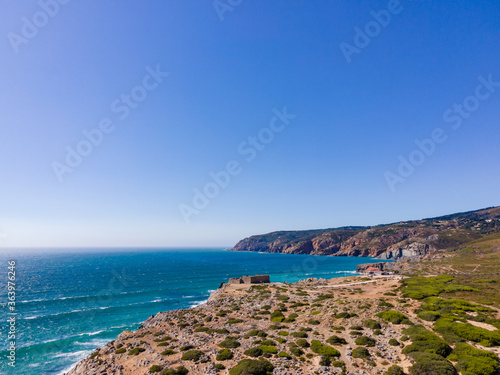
[0,249,391,374]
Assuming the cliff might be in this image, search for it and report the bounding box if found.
[230,206,500,261]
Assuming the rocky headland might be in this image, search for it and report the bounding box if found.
[229,207,500,261]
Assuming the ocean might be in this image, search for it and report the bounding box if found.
[0,249,391,374]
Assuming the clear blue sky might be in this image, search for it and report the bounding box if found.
[1,1,499,249]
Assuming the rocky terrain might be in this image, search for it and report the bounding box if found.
[67,275,418,375]
[66,260,500,375]
[229,207,500,261]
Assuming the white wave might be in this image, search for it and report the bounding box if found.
[20,294,94,304]
[78,330,104,337]
[109,324,130,330]
[189,299,208,308]
[19,298,45,303]
[85,338,110,348]
[54,350,89,358]
[41,338,59,344]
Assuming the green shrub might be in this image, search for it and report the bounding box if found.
[291,331,307,338]
[219,337,241,348]
[179,345,194,351]
[227,318,243,324]
[150,365,163,373]
[284,313,298,322]
[214,363,225,370]
[246,330,267,338]
[450,343,499,375]
[352,347,370,359]
[307,319,320,325]
[402,325,451,357]
[160,349,177,356]
[365,319,382,330]
[229,359,274,375]
[244,347,263,357]
[313,293,333,302]
[376,311,409,324]
[278,331,289,336]
[114,348,126,354]
[278,352,291,359]
[319,355,331,366]
[162,366,189,375]
[181,350,204,361]
[401,275,478,300]
[290,347,303,356]
[434,318,500,346]
[379,301,394,308]
[216,349,233,361]
[389,339,400,346]
[355,336,376,347]
[335,312,357,319]
[296,339,309,348]
[209,328,230,335]
[385,365,405,375]
[310,340,340,358]
[128,347,145,356]
[326,335,347,345]
[259,339,276,346]
[270,310,285,323]
[260,345,278,354]
[332,360,345,368]
[417,311,440,321]
[408,352,457,375]
[195,326,210,332]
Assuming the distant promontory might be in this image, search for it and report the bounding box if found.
[229,206,500,261]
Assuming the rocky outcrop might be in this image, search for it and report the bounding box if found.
[356,262,400,273]
[378,242,433,261]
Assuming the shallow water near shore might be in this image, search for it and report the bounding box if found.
[0,248,391,374]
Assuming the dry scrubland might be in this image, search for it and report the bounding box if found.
[68,234,500,375]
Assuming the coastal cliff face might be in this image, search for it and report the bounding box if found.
[230,207,500,261]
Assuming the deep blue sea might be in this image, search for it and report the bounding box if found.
[0,249,391,374]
